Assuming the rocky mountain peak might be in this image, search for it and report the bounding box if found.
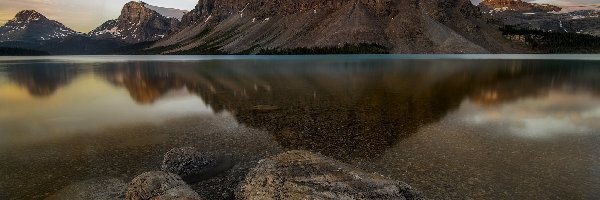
[13,10,48,22]
[89,1,179,43]
[118,1,152,22]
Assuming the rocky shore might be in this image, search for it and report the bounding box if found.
[52,148,425,200]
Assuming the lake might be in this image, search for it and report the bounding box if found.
[0,55,599,199]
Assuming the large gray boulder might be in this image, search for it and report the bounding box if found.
[239,150,425,200]
[126,171,201,200]
[161,147,232,184]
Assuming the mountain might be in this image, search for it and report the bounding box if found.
[0,10,125,55]
[0,10,77,42]
[150,0,523,54]
[476,0,600,53]
[479,1,600,38]
[89,1,180,43]
[3,0,597,55]
[478,0,562,13]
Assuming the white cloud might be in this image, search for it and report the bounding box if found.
[461,90,600,139]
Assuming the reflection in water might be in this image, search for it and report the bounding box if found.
[168,59,600,158]
[97,64,186,104]
[0,64,212,146]
[0,57,600,199]
[4,63,78,97]
[1,59,600,157]
[465,91,600,138]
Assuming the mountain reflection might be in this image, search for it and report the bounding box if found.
[167,60,600,158]
[95,63,186,104]
[4,63,78,97]
[2,59,599,158]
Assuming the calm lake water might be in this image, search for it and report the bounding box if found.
[0,55,599,199]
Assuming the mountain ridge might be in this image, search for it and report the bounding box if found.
[151,0,521,54]
[2,0,600,55]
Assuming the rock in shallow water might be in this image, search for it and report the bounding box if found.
[126,171,201,200]
[161,147,232,183]
[240,150,425,200]
[47,178,127,200]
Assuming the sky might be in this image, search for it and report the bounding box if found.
[0,0,598,32]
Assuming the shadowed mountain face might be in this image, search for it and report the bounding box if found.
[2,59,600,158]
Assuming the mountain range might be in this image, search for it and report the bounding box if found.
[1,0,599,55]
[479,0,600,37]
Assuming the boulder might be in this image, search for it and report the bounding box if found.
[239,150,425,200]
[161,147,232,183]
[126,171,201,200]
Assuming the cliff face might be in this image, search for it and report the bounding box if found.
[152,0,521,54]
[89,1,179,43]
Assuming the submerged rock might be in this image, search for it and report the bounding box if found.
[161,147,232,183]
[240,150,425,200]
[251,105,280,112]
[126,171,201,200]
[47,178,127,200]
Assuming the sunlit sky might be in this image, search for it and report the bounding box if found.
[0,0,598,32]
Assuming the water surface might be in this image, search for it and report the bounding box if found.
[0,55,599,199]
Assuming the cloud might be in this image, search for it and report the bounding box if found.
[461,90,600,139]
